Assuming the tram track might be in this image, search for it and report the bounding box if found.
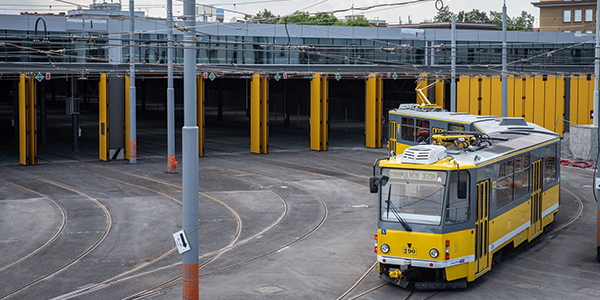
[47,162,305,299]
[0,168,112,300]
[0,181,67,273]
[46,163,245,300]
[116,167,329,299]
[4,150,381,299]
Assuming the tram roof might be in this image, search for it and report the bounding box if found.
[389,106,500,126]
[383,108,560,169]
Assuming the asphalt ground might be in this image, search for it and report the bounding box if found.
[1,143,600,300]
[1,107,600,299]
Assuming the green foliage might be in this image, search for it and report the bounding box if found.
[340,17,372,27]
[246,9,371,27]
[457,9,490,24]
[432,6,535,31]
[245,9,280,24]
[433,6,452,23]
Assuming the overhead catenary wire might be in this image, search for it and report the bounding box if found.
[0,1,594,76]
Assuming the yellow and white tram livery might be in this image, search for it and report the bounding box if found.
[371,116,560,289]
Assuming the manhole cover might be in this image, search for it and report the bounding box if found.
[512,282,541,290]
[255,286,285,294]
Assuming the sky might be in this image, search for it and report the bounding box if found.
[4,0,540,26]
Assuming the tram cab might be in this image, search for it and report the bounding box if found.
[371,118,560,289]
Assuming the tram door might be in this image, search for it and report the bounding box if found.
[475,180,490,274]
[530,159,543,239]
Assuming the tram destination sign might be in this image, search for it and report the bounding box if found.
[389,169,439,182]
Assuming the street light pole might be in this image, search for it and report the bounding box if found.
[129,0,137,164]
[501,0,508,118]
[167,0,176,173]
[451,14,456,112]
[182,0,199,298]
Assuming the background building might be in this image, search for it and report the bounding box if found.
[533,0,597,33]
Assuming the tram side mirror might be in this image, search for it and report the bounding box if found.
[457,181,468,199]
[370,177,378,193]
[369,175,389,194]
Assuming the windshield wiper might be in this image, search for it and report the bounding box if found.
[386,185,412,232]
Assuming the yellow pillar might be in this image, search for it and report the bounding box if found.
[416,75,427,104]
[18,74,27,165]
[99,74,109,161]
[310,74,329,151]
[27,76,37,165]
[251,74,268,154]
[435,76,445,108]
[366,73,383,148]
[457,75,470,113]
[197,76,205,157]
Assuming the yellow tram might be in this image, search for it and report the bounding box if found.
[371,105,560,289]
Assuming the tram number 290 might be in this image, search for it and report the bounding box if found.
[402,248,417,255]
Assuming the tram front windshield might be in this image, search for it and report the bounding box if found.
[380,168,447,225]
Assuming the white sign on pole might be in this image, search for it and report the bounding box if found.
[172,230,191,254]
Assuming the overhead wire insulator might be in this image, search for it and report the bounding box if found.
[435,0,444,11]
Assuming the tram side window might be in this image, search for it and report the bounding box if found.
[401,118,415,142]
[544,144,557,183]
[448,123,465,132]
[445,170,470,225]
[416,120,430,143]
[514,155,530,200]
[496,160,514,209]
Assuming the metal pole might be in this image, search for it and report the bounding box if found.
[501,0,508,118]
[182,0,199,298]
[129,0,137,163]
[594,0,600,263]
[167,0,176,173]
[451,14,456,112]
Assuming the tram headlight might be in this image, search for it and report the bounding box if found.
[381,244,390,254]
[429,248,439,258]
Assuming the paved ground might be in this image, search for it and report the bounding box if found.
[1,143,599,300]
[1,108,600,299]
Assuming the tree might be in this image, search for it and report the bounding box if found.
[311,13,339,26]
[279,11,311,25]
[490,10,534,31]
[433,5,452,23]
[457,9,490,24]
[510,11,535,31]
[277,11,371,27]
[340,17,372,27]
[245,9,280,24]
[432,6,535,31]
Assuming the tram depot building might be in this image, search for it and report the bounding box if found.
[0,6,598,164]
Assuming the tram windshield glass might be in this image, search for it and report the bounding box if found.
[380,168,447,225]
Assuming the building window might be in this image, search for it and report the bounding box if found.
[585,9,593,22]
[564,10,571,23]
[574,10,582,22]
